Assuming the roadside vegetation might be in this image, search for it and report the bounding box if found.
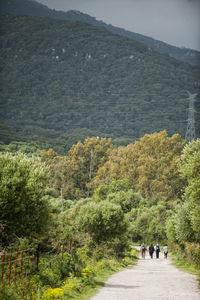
[0,132,199,298]
[170,251,200,287]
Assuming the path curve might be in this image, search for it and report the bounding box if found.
[90,251,200,300]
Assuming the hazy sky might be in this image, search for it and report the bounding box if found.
[37,0,200,51]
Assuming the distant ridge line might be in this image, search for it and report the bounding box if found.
[0,0,200,66]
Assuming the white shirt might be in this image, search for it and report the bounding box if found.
[164,246,168,253]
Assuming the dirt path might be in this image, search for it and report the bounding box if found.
[90,251,200,300]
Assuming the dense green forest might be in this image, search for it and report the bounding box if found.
[0,132,199,299]
[0,14,200,153]
[1,0,200,65]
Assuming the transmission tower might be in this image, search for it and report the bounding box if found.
[185,92,197,143]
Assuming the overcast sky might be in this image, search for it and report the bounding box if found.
[37,0,200,51]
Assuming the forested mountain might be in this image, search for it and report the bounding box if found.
[1,0,200,66]
[0,14,200,153]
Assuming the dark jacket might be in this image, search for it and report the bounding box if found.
[149,245,154,253]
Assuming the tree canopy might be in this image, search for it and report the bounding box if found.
[166,139,200,264]
[0,152,51,241]
[93,131,186,201]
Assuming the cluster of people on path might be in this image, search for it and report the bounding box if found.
[140,243,168,259]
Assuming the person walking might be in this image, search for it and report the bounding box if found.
[140,242,147,259]
[149,244,154,259]
[155,243,161,258]
[164,245,168,258]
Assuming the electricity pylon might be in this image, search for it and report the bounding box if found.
[185,92,197,143]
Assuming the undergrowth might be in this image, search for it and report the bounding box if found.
[0,247,138,300]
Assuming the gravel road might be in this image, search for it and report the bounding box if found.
[90,251,200,300]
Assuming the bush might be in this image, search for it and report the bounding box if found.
[43,287,65,300]
[40,265,61,287]
[185,242,200,265]
[77,201,128,243]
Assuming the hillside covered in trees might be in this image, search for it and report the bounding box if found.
[1,0,200,66]
[0,14,200,153]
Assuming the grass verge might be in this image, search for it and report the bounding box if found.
[170,252,200,287]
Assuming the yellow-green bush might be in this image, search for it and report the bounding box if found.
[185,242,200,265]
[63,276,83,295]
[41,258,124,299]
[40,266,61,287]
[43,288,64,300]
[0,275,43,300]
[81,265,95,280]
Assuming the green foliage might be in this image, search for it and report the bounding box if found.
[93,131,186,202]
[173,139,200,244]
[166,139,200,264]
[0,14,199,153]
[40,148,58,165]
[75,200,128,243]
[130,201,169,243]
[106,179,131,194]
[0,274,44,300]
[41,253,137,300]
[179,139,200,236]
[40,265,61,288]
[184,242,200,265]
[93,179,131,201]
[0,152,51,242]
[106,190,140,213]
[39,253,75,288]
[0,248,137,300]
[48,137,113,199]
[0,141,41,156]
[175,203,196,243]
[94,180,142,213]
[166,216,178,245]
[1,133,199,297]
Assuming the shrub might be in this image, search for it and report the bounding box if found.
[43,287,64,300]
[77,201,128,243]
[185,242,200,265]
